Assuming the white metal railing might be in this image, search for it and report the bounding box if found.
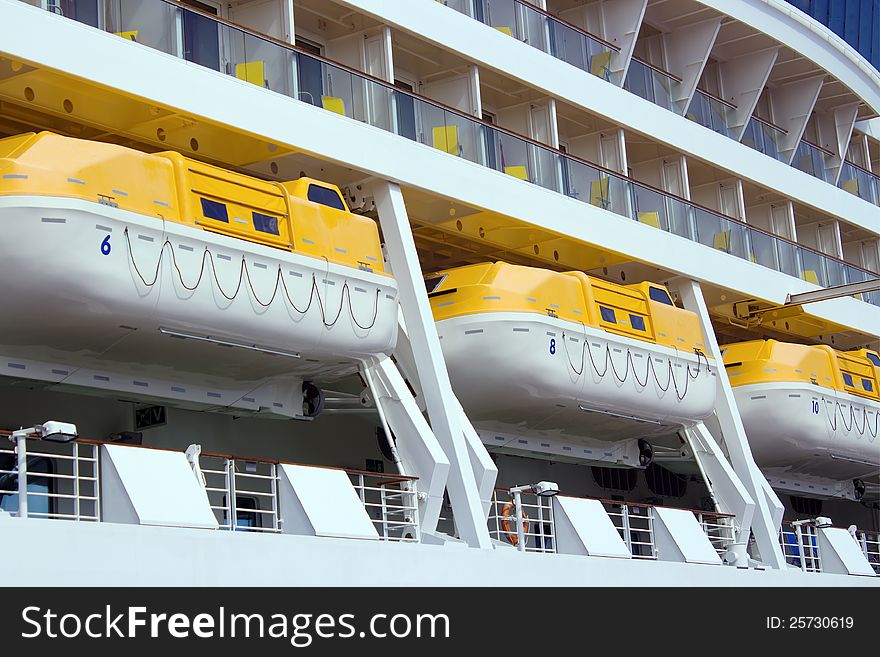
[197,453,420,541]
[779,522,822,572]
[0,436,99,522]
[603,500,657,559]
[199,455,281,533]
[856,529,880,574]
[350,472,420,543]
[488,489,556,553]
[697,512,737,558]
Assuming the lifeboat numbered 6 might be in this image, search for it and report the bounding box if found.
[0,132,398,416]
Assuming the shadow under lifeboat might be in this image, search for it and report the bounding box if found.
[0,132,398,418]
[428,262,717,464]
[722,340,880,497]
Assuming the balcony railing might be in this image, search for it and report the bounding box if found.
[686,88,737,139]
[792,139,834,183]
[839,160,880,206]
[624,57,684,114]
[443,0,620,83]
[24,0,880,308]
[741,115,788,162]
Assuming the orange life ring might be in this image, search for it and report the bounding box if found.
[500,501,529,546]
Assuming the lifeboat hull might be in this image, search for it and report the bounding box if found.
[733,382,880,480]
[0,196,398,389]
[437,312,716,444]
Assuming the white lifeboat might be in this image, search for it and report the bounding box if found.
[723,340,880,489]
[0,132,398,417]
[429,263,717,458]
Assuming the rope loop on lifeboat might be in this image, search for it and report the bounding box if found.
[561,322,710,402]
[823,396,879,439]
[123,228,382,330]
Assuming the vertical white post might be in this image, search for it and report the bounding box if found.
[514,490,526,552]
[15,437,27,519]
[374,181,493,548]
[669,279,786,570]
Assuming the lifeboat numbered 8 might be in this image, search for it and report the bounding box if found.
[428,262,716,452]
[0,132,398,418]
[722,340,880,485]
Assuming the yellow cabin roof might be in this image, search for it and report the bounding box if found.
[721,339,880,400]
[0,132,386,274]
[427,262,707,352]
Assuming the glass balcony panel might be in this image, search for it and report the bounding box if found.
[110,0,179,55]
[839,161,880,205]
[792,141,832,182]
[686,90,735,138]
[775,241,800,278]
[799,249,827,287]
[226,31,295,97]
[824,257,845,288]
[529,143,560,191]
[748,229,778,270]
[631,184,670,232]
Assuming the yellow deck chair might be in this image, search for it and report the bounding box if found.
[801,270,819,285]
[115,30,138,42]
[493,26,513,36]
[504,165,528,180]
[842,178,859,196]
[590,50,612,81]
[321,95,346,116]
[235,61,266,88]
[713,230,730,252]
[432,125,460,156]
[590,177,610,208]
[638,211,660,228]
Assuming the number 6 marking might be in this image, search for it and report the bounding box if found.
[549,338,556,355]
[100,234,111,256]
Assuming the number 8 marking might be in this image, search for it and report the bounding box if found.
[549,338,556,355]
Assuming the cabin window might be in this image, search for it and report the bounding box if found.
[649,287,673,306]
[867,353,880,367]
[862,379,873,392]
[630,314,646,331]
[200,198,229,222]
[307,184,346,211]
[599,306,616,323]
[424,275,447,295]
[252,212,280,236]
[842,373,854,386]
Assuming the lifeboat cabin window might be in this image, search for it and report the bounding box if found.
[630,314,646,331]
[200,198,229,223]
[599,306,616,323]
[649,287,673,306]
[863,379,873,392]
[252,212,280,236]
[307,184,346,211]
[867,353,880,367]
[842,373,854,386]
[424,275,447,295]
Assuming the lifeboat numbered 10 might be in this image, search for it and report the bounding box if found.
[428,262,716,466]
[0,132,398,419]
[723,340,880,499]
